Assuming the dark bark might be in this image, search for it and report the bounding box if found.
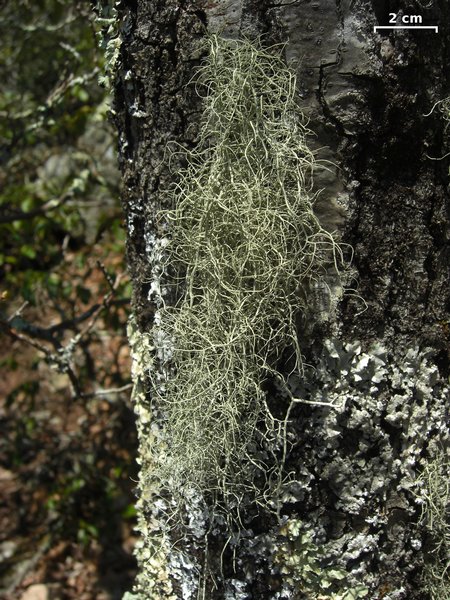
[115,1,450,598]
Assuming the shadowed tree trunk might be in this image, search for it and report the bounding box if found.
[113,1,450,598]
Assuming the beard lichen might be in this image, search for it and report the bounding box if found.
[151,35,345,524]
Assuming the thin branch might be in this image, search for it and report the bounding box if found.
[82,383,133,400]
[1,268,129,399]
[0,191,73,225]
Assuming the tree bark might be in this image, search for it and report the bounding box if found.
[114,1,450,598]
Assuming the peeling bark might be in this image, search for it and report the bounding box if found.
[114,1,450,598]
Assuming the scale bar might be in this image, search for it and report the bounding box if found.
[374,25,438,32]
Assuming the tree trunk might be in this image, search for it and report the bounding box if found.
[114,1,450,598]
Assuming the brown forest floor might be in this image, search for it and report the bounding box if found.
[0,247,138,600]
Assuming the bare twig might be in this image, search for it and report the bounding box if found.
[82,383,133,400]
[0,190,73,225]
[0,268,129,399]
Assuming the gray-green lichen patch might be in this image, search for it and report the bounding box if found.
[276,341,448,598]
[128,301,207,599]
[127,317,174,599]
[272,519,369,599]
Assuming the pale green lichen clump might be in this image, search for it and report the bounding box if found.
[273,519,369,599]
[153,35,344,521]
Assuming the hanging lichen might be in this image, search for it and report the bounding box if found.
[149,35,345,523]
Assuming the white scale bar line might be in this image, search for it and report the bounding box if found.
[374,26,438,32]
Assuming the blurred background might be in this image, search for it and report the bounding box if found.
[0,1,137,598]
